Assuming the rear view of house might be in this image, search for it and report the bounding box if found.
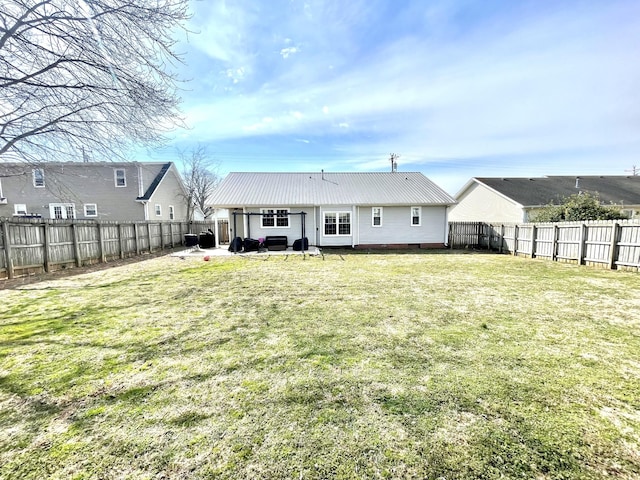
[209,172,455,249]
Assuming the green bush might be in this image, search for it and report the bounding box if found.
[533,192,627,222]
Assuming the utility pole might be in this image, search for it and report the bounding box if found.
[625,165,638,176]
[390,153,399,172]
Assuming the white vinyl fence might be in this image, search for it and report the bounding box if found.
[449,220,640,272]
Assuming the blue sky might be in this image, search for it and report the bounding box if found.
[139,0,640,195]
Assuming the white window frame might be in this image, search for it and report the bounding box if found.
[372,207,383,227]
[33,168,45,188]
[261,208,290,228]
[323,211,351,236]
[155,204,162,216]
[84,203,98,217]
[49,203,75,219]
[169,205,175,220]
[411,206,422,226]
[14,204,27,216]
[114,168,126,187]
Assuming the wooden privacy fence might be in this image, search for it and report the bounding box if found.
[0,218,215,280]
[449,220,640,272]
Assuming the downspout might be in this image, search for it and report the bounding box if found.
[352,205,357,248]
[243,207,249,239]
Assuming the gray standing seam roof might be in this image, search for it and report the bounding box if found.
[476,176,640,207]
[210,172,455,207]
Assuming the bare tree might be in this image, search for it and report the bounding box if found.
[0,0,189,164]
[180,145,220,221]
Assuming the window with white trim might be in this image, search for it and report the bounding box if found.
[155,204,162,216]
[261,208,289,228]
[114,168,126,187]
[411,206,421,226]
[324,211,351,236]
[372,207,383,227]
[84,203,98,217]
[169,205,175,220]
[49,203,75,219]
[14,204,27,216]
[33,168,45,187]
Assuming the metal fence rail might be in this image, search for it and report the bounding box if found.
[449,220,640,272]
[0,218,215,280]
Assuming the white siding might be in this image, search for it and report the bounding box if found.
[357,206,448,245]
[241,207,312,243]
[449,183,525,223]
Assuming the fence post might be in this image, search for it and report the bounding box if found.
[2,220,14,279]
[147,222,153,253]
[531,225,537,258]
[43,221,51,272]
[71,223,82,267]
[98,222,106,264]
[552,224,559,261]
[118,223,125,259]
[608,222,621,270]
[134,223,140,255]
[499,224,504,253]
[577,223,587,265]
[513,225,519,256]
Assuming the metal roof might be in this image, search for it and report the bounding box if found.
[475,176,640,207]
[210,172,456,207]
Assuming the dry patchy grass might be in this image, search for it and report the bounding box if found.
[0,251,639,479]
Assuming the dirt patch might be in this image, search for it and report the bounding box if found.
[0,249,180,290]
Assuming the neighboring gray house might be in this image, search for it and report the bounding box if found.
[449,175,640,223]
[0,161,199,221]
[209,172,456,248]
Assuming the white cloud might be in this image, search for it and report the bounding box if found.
[280,47,299,59]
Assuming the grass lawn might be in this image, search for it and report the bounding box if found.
[1,251,639,479]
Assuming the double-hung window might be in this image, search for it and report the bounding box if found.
[372,207,383,227]
[33,168,45,188]
[155,204,162,216]
[411,206,421,226]
[84,204,98,217]
[114,168,126,187]
[324,211,351,236]
[262,208,289,228]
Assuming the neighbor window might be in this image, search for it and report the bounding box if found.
[169,205,175,220]
[84,203,97,217]
[14,204,27,216]
[50,203,75,219]
[324,212,351,236]
[33,168,45,187]
[155,204,162,216]
[114,168,126,187]
[372,207,383,227]
[411,206,421,226]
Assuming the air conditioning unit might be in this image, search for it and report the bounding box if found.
[0,197,7,204]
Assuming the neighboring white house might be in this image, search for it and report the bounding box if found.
[449,176,640,223]
[209,172,456,248]
[0,161,203,221]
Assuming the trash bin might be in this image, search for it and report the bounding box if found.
[184,234,198,247]
[199,232,215,249]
